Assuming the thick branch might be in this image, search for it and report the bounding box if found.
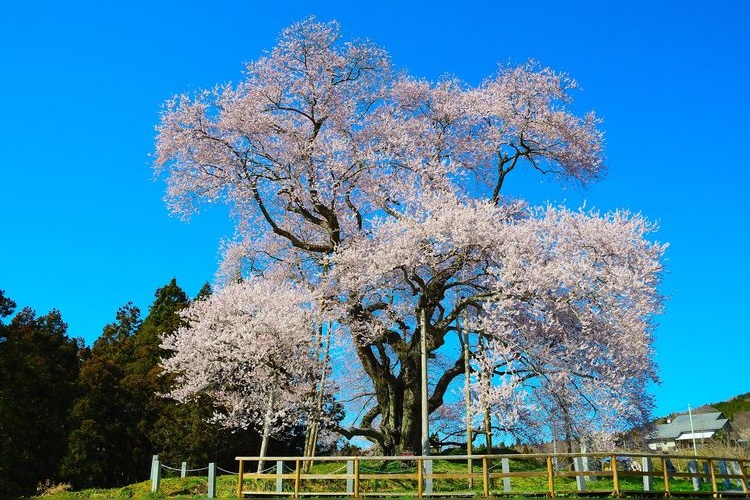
[428,354,466,412]
[335,425,384,446]
[251,185,333,253]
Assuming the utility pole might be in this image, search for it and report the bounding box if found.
[420,307,433,494]
[462,308,473,487]
[420,307,430,457]
[688,404,698,457]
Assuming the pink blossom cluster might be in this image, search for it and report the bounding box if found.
[161,279,328,434]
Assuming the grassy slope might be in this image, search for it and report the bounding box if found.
[39,457,718,498]
[40,393,750,498]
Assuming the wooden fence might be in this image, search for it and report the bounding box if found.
[236,452,750,498]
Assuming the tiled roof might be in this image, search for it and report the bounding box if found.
[650,412,729,440]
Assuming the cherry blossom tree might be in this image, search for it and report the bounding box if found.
[155,17,665,455]
[161,279,333,468]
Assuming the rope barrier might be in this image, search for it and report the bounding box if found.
[160,463,209,473]
[160,464,183,472]
[217,466,239,475]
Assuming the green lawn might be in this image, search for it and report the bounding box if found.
[37,456,743,498]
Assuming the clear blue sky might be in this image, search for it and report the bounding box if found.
[1,0,748,419]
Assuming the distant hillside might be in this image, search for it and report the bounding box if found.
[708,392,750,421]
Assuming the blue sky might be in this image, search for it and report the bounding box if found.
[1,0,748,419]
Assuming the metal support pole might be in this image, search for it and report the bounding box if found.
[581,443,591,482]
[420,308,430,458]
[346,460,354,495]
[688,460,700,491]
[277,460,284,493]
[150,456,161,494]
[424,458,433,495]
[208,462,216,498]
[420,309,432,495]
[574,457,585,491]
[502,457,511,493]
[463,322,473,488]
[642,457,653,491]
[688,404,698,457]
[719,460,730,491]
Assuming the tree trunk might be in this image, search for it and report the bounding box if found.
[341,304,465,455]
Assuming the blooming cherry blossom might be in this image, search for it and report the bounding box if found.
[155,18,664,454]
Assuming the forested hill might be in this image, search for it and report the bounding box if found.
[707,392,750,421]
[702,393,750,438]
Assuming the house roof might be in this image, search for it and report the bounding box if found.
[649,412,729,441]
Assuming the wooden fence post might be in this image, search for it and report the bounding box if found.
[661,456,671,497]
[482,456,489,498]
[611,454,620,497]
[737,459,749,495]
[707,459,718,497]
[354,457,360,498]
[546,455,555,497]
[207,462,216,499]
[236,459,245,498]
[417,457,423,498]
[294,459,301,498]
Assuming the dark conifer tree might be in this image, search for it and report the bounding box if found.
[194,282,212,301]
[0,295,83,497]
[62,303,144,488]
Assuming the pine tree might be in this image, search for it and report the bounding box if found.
[61,303,145,488]
[0,298,83,497]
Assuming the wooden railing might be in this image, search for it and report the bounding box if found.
[236,452,750,498]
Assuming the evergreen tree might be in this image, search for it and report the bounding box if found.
[0,290,15,319]
[62,303,145,488]
[0,297,83,497]
[194,282,212,301]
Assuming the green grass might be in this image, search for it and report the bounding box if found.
[37,457,744,498]
[37,475,239,498]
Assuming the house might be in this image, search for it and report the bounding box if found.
[647,411,730,452]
